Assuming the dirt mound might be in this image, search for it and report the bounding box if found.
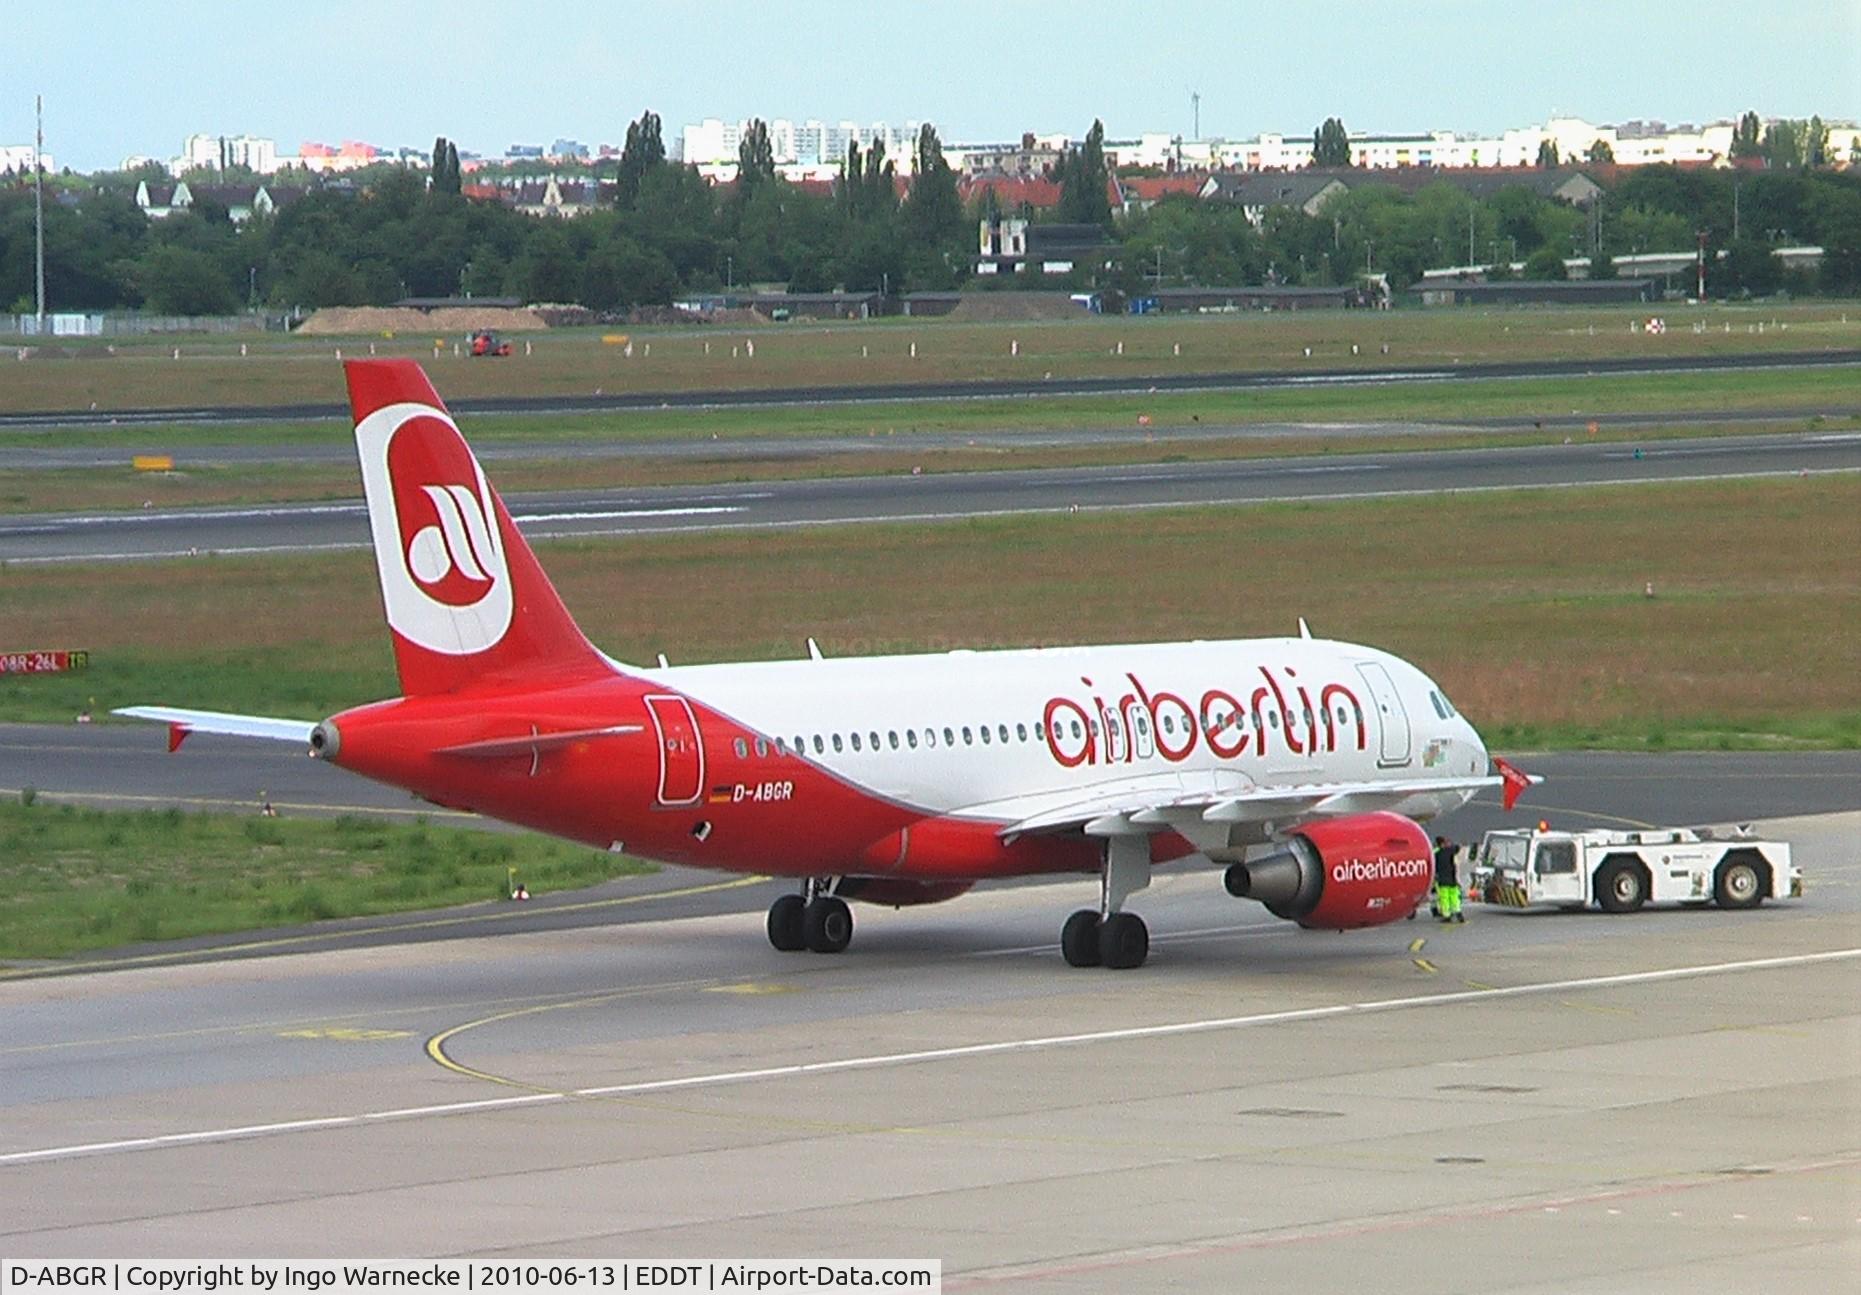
[296,305,549,336]
[944,292,1091,323]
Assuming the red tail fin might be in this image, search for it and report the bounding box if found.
[344,360,608,696]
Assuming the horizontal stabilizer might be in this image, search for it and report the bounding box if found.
[114,706,317,749]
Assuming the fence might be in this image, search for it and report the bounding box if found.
[6,312,289,338]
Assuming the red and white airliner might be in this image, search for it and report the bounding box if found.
[123,360,1534,969]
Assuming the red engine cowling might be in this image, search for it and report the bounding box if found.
[1223,811,1432,930]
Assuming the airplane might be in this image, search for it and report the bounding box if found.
[121,359,1536,971]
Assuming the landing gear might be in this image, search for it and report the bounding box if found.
[1061,835,1151,970]
[766,893,806,951]
[1061,910,1101,967]
[1098,912,1148,970]
[766,880,852,954]
[803,895,852,953]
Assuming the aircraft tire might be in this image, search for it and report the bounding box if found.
[767,894,807,951]
[1061,909,1102,967]
[1099,912,1149,970]
[803,896,853,954]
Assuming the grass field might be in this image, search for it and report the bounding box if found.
[7,301,1857,412]
[0,797,655,962]
[4,476,1856,748]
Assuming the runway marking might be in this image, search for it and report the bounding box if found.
[276,1027,410,1042]
[703,982,802,995]
[0,874,768,981]
[5,945,1855,1167]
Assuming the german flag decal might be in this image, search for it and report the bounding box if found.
[707,785,734,805]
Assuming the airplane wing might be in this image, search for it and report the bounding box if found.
[114,706,318,752]
[992,773,1510,842]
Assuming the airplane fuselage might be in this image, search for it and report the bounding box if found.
[322,636,1487,883]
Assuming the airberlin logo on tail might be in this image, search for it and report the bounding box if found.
[404,483,499,605]
[354,402,513,655]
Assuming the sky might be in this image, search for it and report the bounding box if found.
[9,1,1860,171]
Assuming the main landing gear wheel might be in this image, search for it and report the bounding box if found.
[766,893,807,952]
[803,895,853,954]
[1098,912,1149,970]
[1063,836,1154,970]
[1061,910,1102,967]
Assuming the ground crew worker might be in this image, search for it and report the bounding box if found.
[1433,836,1465,923]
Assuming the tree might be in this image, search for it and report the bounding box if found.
[1804,116,1831,169]
[1723,238,1781,295]
[1311,117,1350,167]
[737,118,775,192]
[1762,120,1802,170]
[1522,246,1567,279]
[1586,139,1615,164]
[430,137,461,195]
[902,123,965,286]
[615,110,666,208]
[1730,111,1763,160]
[1058,119,1112,229]
[1536,139,1560,168]
[136,244,239,313]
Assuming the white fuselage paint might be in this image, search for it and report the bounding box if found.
[645,636,1489,831]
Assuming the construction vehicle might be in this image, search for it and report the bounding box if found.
[1472,824,1799,913]
[469,329,512,357]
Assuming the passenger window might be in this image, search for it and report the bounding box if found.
[1070,720,1082,739]
[963,726,974,745]
[754,737,768,758]
[1016,723,1027,742]
[980,725,991,745]
[943,727,955,746]
[906,730,918,749]
[812,735,824,754]
[1269,712,1279,728]
[998,724,1009,743]
[733,738,748,759]
[888,731,899,750]
[851,733,861,752]
[832,734,843,753]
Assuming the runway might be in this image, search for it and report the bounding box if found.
[0,805,1855,1285]
[3,346,1855,431]
[4,430,1858,563]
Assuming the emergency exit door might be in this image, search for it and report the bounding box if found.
[644,694,705,806]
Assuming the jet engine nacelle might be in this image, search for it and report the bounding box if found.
[1223,811,1432,930]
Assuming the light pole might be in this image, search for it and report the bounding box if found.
[34,94,46,327]
[726,255,733,292]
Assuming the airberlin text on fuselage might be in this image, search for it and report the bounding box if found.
[1043,666,1367,768]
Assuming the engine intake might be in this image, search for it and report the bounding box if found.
[1224,811,1432,930]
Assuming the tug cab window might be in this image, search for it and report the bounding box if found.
[1534,842,1578,875]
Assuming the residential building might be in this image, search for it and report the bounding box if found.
[0,144,52,175]
[1200,172,1348,225]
